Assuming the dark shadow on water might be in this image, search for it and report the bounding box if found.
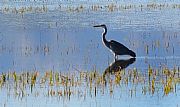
[103,58,136,85]
[104,58,136,73]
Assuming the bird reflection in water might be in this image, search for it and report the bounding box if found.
[103,58,136,85]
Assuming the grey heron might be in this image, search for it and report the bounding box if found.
[93,24,136,60]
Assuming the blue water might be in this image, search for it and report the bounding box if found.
[0,7,180,72]
[0,1,180,107]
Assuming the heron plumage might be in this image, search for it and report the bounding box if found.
[94,24,136,60]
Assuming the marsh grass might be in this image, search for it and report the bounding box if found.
[0,3,180,14]
[0,67,180,100]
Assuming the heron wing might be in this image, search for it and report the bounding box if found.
[109,40,130,55]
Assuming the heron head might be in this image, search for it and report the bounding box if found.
[93,24,106,28]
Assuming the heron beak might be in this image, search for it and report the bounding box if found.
[93,25,102,27]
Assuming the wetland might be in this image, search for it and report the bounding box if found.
[0,1,180,107]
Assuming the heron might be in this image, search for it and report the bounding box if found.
[93,24,136,60]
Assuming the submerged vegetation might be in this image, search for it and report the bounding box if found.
[0,66,180,100]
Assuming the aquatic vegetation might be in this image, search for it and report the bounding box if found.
[0,1,179,107]
[0,2,180,14]
[0,67,179,101]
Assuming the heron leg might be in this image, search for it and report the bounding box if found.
[114,54,118,62]
[116,55,118,59]
[114,54,116,62]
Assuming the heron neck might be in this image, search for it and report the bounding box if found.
[102,27,109,47]
[102,27,107,36]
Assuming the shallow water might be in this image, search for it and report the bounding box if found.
[0,1,180,107]
[0,7,180,72]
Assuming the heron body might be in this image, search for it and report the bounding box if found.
[94,24,136,60]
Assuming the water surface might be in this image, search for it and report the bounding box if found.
[0,1,180,107]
